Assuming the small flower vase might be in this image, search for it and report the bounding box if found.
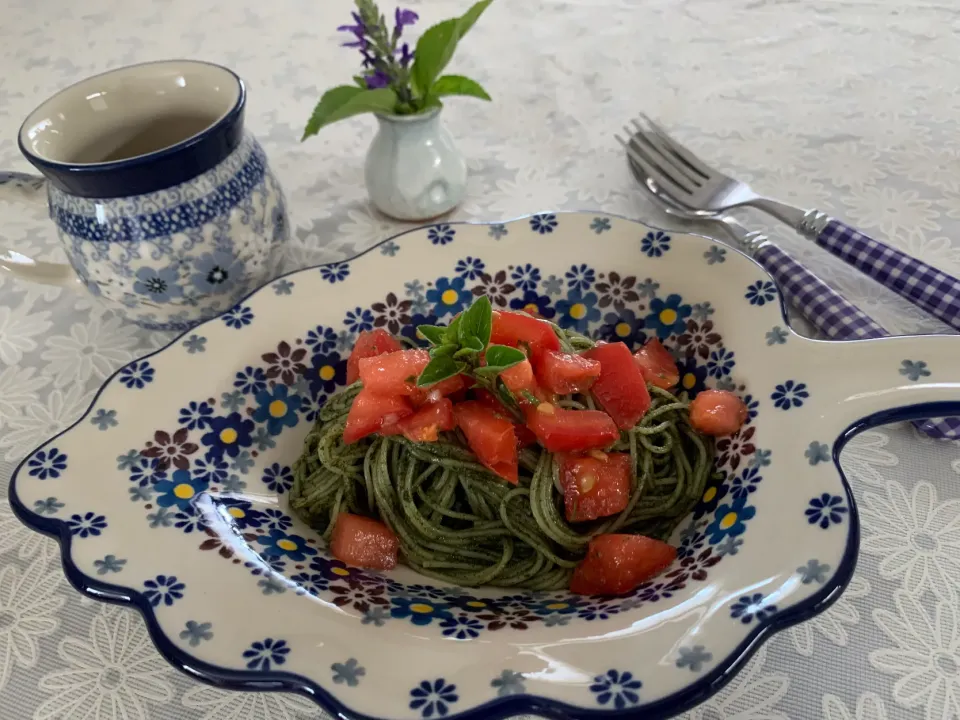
[364,107,467,221]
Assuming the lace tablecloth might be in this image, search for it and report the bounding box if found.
[2,0,960,718]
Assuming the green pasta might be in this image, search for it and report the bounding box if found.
[290,331,715,591]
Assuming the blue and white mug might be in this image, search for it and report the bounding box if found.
[0,59,288,331]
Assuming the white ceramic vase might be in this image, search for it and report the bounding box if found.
[364,107,467,221]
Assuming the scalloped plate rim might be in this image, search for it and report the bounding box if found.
[9,210,866,720]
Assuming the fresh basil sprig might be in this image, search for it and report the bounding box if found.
[415,296,525,387]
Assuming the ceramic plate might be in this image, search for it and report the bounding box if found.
[11,212,960,720]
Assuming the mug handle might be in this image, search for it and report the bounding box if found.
[791,333,960,441]
[0,172,81,288]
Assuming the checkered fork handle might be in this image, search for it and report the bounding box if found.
[816,219,960,332]
[753,242,960,440]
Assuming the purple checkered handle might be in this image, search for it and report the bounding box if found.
[803,215,960,332]
[750,240,960,439]
[754,243,886,340]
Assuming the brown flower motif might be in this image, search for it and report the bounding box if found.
[142,428,198,471]
[198,527,255,559]
[667,547,720,582]
[471,271,516,307]
[716,426,756,470]
[262,341,307,385]
[594,272,640,309]
[329,579,390,613]
[371,292,412,335]
[677,320,722,360]
[477,607,542,631]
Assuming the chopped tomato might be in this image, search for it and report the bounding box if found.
[410,374,466,406]
[472,389,536,448]
[537,351,601,395]
[499,359,550,406]
[524,405,620,452]
[346,329,403,384]
[633,338,679,390]
[388,399,455,442]
[688,390,748,436]
[570,534,676,595]
[358,349,430,397]
[343,389,414,444]
[582,342,651,429]
[330,513,399,571]
[515,424,537,449]
[490,310,561,363]
[454,401,519,483]
[472,388,510,416]
[559,452,632,522]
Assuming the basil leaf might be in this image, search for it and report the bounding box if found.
[417,325,446,346]
[458,296,492,348]
[462,335,485,353]
[430,343,459,359]
[411,18,459,100]
[457,0,495,40]
[302,87,397,140]
[417,356,465,387]
[443,314,462,345]
[484,344,526,369]
[473,365,505,377]
[431,75,491,102]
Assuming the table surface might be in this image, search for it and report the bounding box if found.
[3,0,960,718]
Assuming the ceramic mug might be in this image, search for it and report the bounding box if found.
[0,59,289,331]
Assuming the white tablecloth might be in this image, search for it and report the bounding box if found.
[2,0,960,718]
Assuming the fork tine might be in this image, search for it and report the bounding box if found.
[616,133,695,201]
[638,113,713,179]
[628,119,703,188]
[620,127,696,195]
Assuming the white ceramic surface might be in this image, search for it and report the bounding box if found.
[364,108,467,221]
[10,212,960,720]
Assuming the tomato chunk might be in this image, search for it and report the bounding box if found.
[582,342,651,429]
[537,351,601,395]
[358,349,430,397]
[330,513,399,571]
[499,359,550,406]
[346,329,403,384]
[472,389,536,448]
[491,310,561,363]
[524,405,619,452]
[633,338,679,390]
[570,534,676,595]
[454,401,519,483]
[410,374,466,406]
[688,389,748,436]
[560,452,632,522]
[343,389,414,444]
[386,398,455,442]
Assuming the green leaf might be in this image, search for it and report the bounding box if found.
[462,335,485,353]
[352,75,368,89]
[443,315,462,345]
[456,0,495,42]
[431,75,491,102]
[430,343,459,359]
[484,344,526,369]
[417,325,446,346]
[417,356,466,387]
[302,87,397,140]
[411,18,459,100]
[458,296,492,348]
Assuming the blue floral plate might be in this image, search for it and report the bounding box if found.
[10,212,960,720]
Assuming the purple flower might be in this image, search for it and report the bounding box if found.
[397,43,414,68]
[365,70,390,89]
[395,8,418,30]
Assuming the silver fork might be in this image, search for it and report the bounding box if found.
[619,115,960,333]
[622,136,959,440]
